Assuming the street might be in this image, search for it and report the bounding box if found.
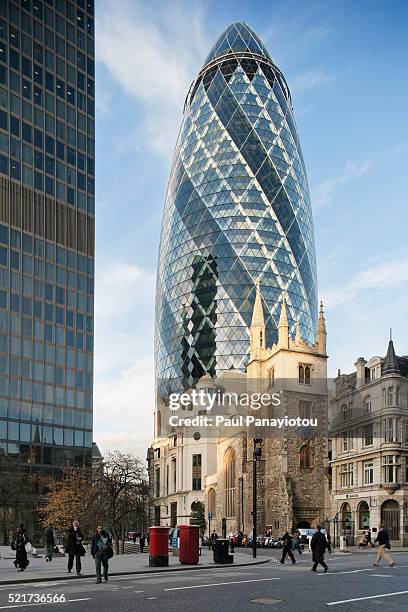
[0,551,408,611]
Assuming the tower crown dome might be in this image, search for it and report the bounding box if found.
[156,20,317,392]
[203,22,273,68]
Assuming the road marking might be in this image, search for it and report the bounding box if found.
[165,577,280,591]
[146,597,158,600]
[133,591,144,593]
[251,598,282,605]
[370,574,393,578]
[0,598,91,610]
[327,591,408,606]
[318,568,373,575]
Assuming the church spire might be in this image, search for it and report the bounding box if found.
[316,300,327,353]
[251,277,265,329]
[249,278,266,355]
[278,293,289,349]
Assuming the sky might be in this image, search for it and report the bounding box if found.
[92,0,408,459]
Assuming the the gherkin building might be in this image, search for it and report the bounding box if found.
[155,22,318,389]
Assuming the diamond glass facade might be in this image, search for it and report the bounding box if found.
[0,0,95,474]
[156,22,318,389]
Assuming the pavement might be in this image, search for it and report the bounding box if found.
[0,547,269,585]
[0,549,408,611]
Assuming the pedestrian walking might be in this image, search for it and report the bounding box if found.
[210,529,218,548]
[45,526,55,562]
[139,532,146,553]
[132,532,137,544]
[91,525,113,584]
[292,530,302,555]
[373,525,395,567]
[280,531,296,564]
[11,525,31,572]
[65,519,85,576]
[311,525,329,572]
[366,528,375,549]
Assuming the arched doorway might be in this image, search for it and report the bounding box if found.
[381,500,400,540]
[358,501,370,530]
[340,502,353,538]
[297,520,311,529]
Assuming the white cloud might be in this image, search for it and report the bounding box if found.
[93,260,155,457]
[94,356,154,460]
[291,69,331,93]
[97,0,208,157]
[312,161,371,210]
[322,256,408,310]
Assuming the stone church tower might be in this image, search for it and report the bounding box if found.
[244,283,330,534]
[150,282,330,536]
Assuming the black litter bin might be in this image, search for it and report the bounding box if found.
[213,539,233,564]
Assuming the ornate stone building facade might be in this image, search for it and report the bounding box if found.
[209,284,330,535]
[330,340,408,545]
[149,285,330,536]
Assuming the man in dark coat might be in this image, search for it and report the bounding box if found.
[12,525,30,572]
[65,519,84,576]
[365,528,374,548]
[45,526,55,562]
[311,525,330,572]
[91,525,113,583]
[280,531,296,564]
[373,525,395,567]
[210,529,218,549]
[139,532,146,553]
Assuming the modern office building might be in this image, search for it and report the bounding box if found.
[155,22,318,392]
[330,340,408,545]
[0,0,95,478]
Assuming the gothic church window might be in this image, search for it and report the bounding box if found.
[224,447,236,517]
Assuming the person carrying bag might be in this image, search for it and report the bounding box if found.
[91,525,113,583]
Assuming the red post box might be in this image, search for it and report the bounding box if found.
[149,526,169,567]
[179,524,199,565]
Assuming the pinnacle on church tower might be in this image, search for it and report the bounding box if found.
[278,293,289,349]
[250,278,266,352]
[251,278,265,329]
[316,300,327,353]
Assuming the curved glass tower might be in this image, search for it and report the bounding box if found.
[156,22,318,389]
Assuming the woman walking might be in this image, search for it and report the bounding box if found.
[12,525,30,572]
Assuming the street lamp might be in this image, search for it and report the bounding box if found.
[252,438,262,559]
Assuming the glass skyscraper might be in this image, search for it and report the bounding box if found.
[156,22,318,389]
[0,0,95,475]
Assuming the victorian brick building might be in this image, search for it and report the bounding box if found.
[330,339,408,545]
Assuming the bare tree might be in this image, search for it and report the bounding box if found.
[96,452,148,554]
[38,452,148,554]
